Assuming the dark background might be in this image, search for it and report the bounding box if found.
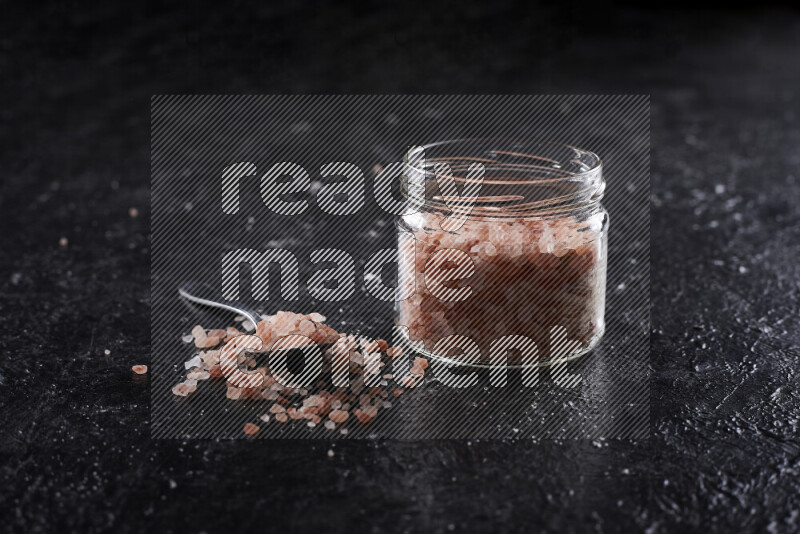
[1,1,799,532]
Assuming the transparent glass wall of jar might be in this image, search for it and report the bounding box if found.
[395,139,608,367]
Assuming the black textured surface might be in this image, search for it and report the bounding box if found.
[1,3,799,533]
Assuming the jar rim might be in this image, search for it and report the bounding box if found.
[405,138,605,218]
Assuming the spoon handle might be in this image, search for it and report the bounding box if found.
[178,282,262,329]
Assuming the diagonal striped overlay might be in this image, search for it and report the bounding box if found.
[151,95,650,440]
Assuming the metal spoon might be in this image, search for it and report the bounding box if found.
[178,282,262,329]
[177,282,336,355]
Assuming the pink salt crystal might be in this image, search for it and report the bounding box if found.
[324,420,336,430]
[479,242,498,261]
[298,319,316,337]
[288,408,303,420]
[399,375,417,387]
[489,224,505,245]
[329,410,349,423]
[224,326,243,342]
[362,405,378,419]
[192,325,206,340]
[275,413,288,423]
[200,350,220,367]
[269,404,286,414]
[187,369,210,381]
[353,408,373,424]
[131,365,148,375]
[259,414,270,423]
[208,329,226,338]
[172,383,190,397]
[255,320,273,344]
[199,336,221,348]
[243,423,260,436]
[226,387,242,400]
[208,364,223,377]
[414,357,429,370]
[409,365,424,377]
[307,312,325,323]
[386,347,403,357]
[303,395,321,408]
[539,225,555,253]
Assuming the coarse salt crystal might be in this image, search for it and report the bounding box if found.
[184,355,202,370]
[308,312,326,323]
[187,369,210,380]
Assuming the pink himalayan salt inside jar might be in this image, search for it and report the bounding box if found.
[395,139,607,367]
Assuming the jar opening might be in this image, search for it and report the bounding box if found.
[406,139,604,219]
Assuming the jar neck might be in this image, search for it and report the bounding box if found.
[404,139,604,221]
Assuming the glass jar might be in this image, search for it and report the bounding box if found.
[395,139,607,366]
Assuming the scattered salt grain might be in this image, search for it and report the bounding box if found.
[172,383,191,397]
[59,237,68,247]
[128,207,139,218]
[104,349,111,356]
[329,410,349,423]
[327,449,335,457]
[184,355,202,370]
[324,420,336,430]
[181,334,194,343]
[259,414,270,423]
[243,423,260,435]
[186,369,210,380]
[132,365,148,375]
